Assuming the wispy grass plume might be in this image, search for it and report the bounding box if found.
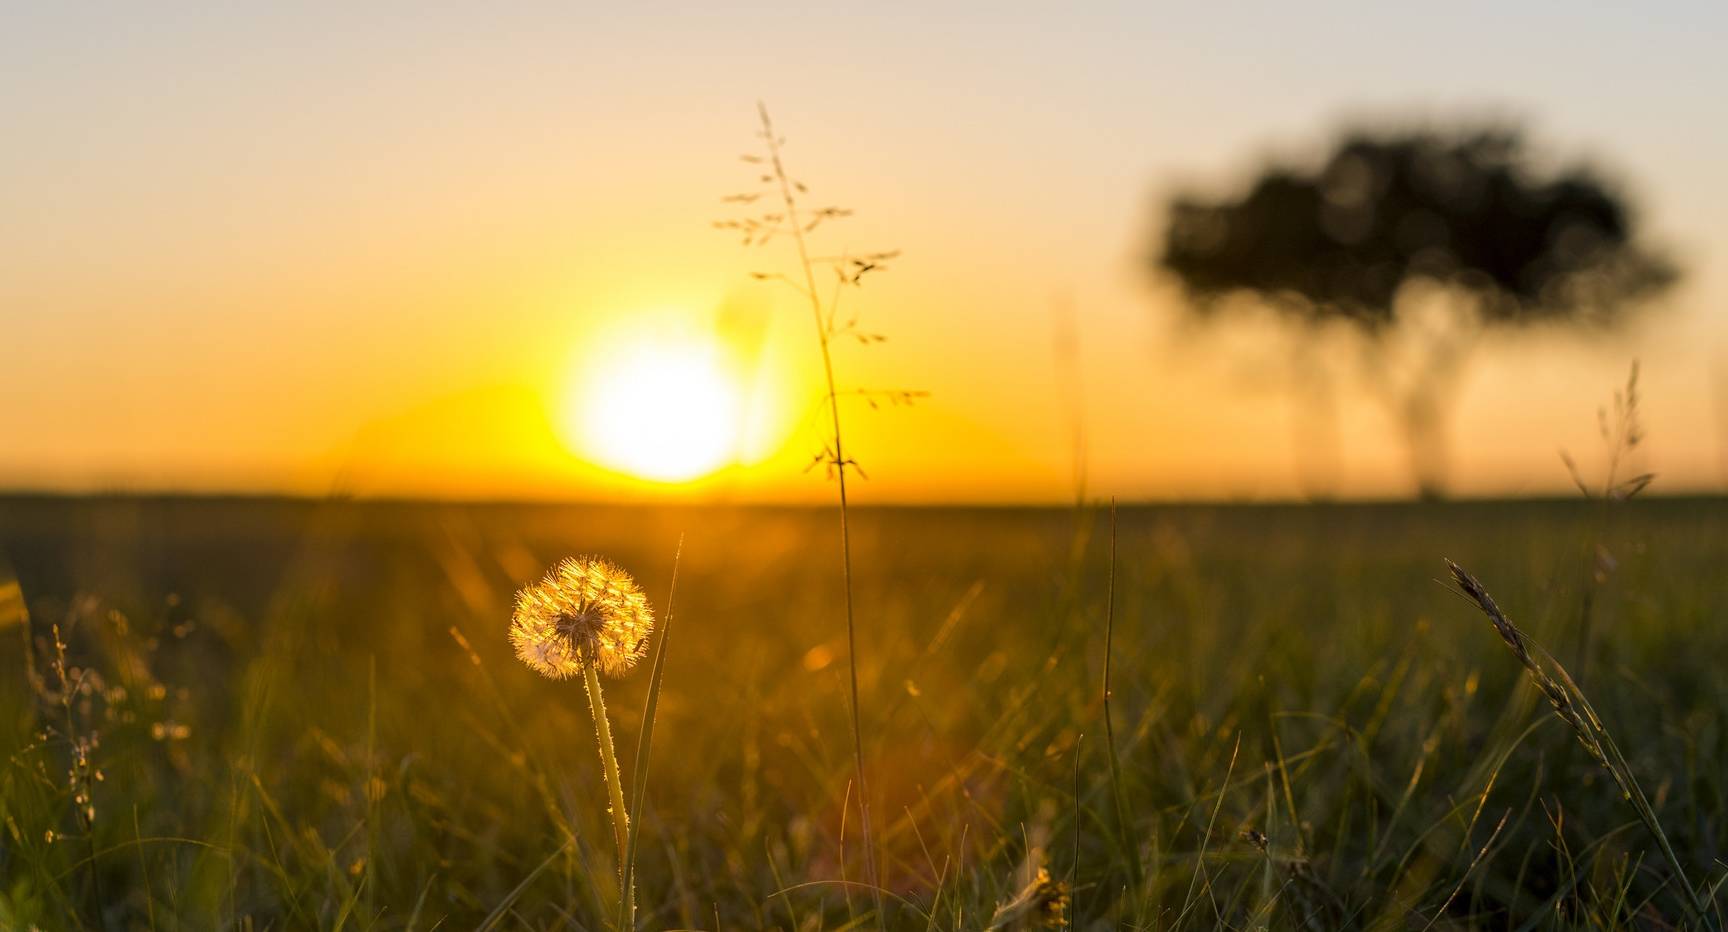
[1560,360,1654,502]
[718,102,917,920]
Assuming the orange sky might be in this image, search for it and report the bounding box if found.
[3,4,1726,502]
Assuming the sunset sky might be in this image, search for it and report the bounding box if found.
[4,2,1726,502]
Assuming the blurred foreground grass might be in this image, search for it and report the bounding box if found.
[2,496,1726,929]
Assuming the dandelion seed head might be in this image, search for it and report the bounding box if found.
[510,557,654,679]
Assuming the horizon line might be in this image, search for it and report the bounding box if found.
[2,488,1724,510]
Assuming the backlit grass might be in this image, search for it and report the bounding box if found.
[2,497,1726,928]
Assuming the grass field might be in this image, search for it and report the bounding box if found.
[3,496,1727,929]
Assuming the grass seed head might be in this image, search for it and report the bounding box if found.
[1447,559,1610,770]
[510,557,654,679]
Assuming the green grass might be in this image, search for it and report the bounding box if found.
[2,495,1727,929]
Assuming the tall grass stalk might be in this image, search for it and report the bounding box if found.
[1101,500,1142,887]
[754,101,884,918]
[618,534,683,931]
[1446,559,1715,929]
[47,622,108,928]
[1558,361,1653,681]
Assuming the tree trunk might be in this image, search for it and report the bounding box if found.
[1290,355,1342,501]
[1400,388,1450,500]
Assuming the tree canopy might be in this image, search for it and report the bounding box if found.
[1157,128,1675,329]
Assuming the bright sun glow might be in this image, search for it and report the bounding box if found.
[561,334,745,482]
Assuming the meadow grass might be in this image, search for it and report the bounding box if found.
[2,496,1727,929]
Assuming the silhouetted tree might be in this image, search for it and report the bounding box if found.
[1155,126,1675,497]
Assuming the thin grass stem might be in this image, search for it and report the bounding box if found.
[756,101,883,922]
[1102,500,1141,887]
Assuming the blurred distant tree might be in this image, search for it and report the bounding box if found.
[1155,126,1676,498]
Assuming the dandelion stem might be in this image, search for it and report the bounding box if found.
[757,101,883,920]
[582,660,634,924]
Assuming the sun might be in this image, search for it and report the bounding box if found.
[560,334,745,482]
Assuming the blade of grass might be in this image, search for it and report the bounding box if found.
[478,840,573,932]
[1419,810,1510,932]
[1176,732,1241,928]
[618,533,683,931]
[1102,500,1142,887]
